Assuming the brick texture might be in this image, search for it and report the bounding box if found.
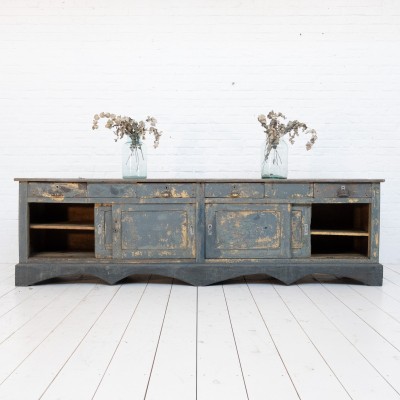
[0,0,399,263]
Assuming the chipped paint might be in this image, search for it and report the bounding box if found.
[374,233,379,246]
[41,192,65,201]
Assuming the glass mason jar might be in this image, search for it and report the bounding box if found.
[261,139,288,179]
[122,138,147,179]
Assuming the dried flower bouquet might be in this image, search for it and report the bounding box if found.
[92,112,161,152]
[258,110,317,165]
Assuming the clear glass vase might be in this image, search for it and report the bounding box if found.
[122,139,147,179]
[261,139,288,179]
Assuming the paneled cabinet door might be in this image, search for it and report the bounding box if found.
[291,205,311,258]
[113,204,196,259]
[205,204,291,258]
[95,204,113,258]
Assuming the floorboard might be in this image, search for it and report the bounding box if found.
[0,284,95,389]
[322,283,400,351]
[0,284,120,400]
[197,284,248,400]
[93,276,172,400]
[0,266,400,400]
[0,284,72,345]
[223,278,299,400]
[0,286,38,318]
[301,282,400,394]
[247,276,352,400]
[277,282,400,400]
[40,278,149,400]
[0,276,16,297]
[145,282,197,400]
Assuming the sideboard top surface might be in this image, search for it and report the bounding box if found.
[14,178,385,183]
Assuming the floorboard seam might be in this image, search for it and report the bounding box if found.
[221,281,250,400]
[143,279,174,400]
[245,277,301,400]
[91,275,151,400]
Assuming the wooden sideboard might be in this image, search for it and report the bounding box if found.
[15,178,384,286]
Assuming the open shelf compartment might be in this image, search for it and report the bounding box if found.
[311,203,370,257]
[29,203,95,258]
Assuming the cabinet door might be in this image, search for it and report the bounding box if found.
[95,204,113,258]
[291,205,311,258]
[205,204,290,259]
[113,204,196,259]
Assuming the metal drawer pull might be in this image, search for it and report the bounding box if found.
[303,223,309,235]
[230,190,240,198]
[337,185,349,197]
[207,224,213,235]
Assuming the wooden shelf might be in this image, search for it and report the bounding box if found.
[311,229,369,237]
[30,251,95,259]
[311,253,369,259]
[30,223,94,231]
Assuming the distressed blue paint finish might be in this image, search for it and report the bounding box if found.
[314,183,372,198]
[114,203,196,259]
[28,182,87,198]
[205,183,264,198]
[94,205,113,258]
[266,183,313,198]
[291,205,311,258]
[206,204,290,259]
[136,183,196,198]
[15,179,384,286]
[88,183,136,198]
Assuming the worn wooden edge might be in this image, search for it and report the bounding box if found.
[15,262,383,287]
[14,178,386,183]
[18,182,29,263]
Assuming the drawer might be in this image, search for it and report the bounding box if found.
[205,183,264,198]
[136,183,196,198]
[88,183,136,198]
[314,183,372,198]
[265,183,313,199]
[28,182,87,198]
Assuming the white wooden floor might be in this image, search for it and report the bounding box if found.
[1,265,400,400]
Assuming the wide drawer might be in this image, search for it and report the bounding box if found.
[88,183,136,198]
[28,182,87,198]
[314,183,372,198]
[205,183,264,198]
[135,183,196,198]
[265,183,313,198]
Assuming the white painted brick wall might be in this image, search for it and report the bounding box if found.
[1,0,399,264]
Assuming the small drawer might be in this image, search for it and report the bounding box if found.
[314,183,372,198]
[265,183,313,199]
[205,183,264,198]
[28,182,87,198]
[88,183,136,198]
[136,183,196,198]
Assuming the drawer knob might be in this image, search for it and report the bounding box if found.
[230,190,240,198]
[337,185,349,197]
